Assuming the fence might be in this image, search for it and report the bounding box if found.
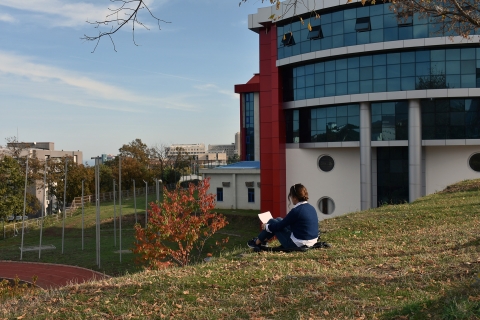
[1,214,59,240]
[71,186,156,207]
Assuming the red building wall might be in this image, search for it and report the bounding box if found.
[259,24,287,218]
[234,25,286,218]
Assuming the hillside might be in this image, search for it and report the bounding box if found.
[2,180,480,319]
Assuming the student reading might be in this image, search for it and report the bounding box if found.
[247,183,319,249]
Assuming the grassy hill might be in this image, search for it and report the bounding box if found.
[2,180,480,319]
[0,194,259,276]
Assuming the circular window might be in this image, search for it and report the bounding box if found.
[318,155,334,172]
[317,197,335,215]
[469,153,480,172]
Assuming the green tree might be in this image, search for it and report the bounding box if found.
[0,156,24,219]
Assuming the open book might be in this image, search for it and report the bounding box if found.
[258,211,273,224]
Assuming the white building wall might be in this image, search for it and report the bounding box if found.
[286,148,361,220]
[203,172,260,210]
[235,173,261,210]
[205,173,235,209]
[425,146,480,195]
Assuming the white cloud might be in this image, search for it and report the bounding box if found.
[194,83,238,100]
[0,14,16,23]
[0,0,168,28]
[0,51,197,112]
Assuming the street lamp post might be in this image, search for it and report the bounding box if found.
[143,180,148,226]
[133,179,137,224]
[20,150,30,260]
[61,157,68,254]
[113,179,116,247]
[39,157,47,259]
[119,155,122,263]
[91,156,101,268]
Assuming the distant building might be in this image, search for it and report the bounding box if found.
[101,154,116,163]
[5,142,83,215]
[7,142,83,165]
[235,132,241,157]
[200,161,260,210]
[166,143,206,157]
[208,144,236,158]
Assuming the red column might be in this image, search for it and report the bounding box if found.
[259,24,286,218]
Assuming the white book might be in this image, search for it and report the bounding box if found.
[258,211,273,224]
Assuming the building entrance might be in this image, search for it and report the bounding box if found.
[377,147,409,206]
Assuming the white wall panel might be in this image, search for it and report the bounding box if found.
[286,148,361,220]
[425,146,480,195]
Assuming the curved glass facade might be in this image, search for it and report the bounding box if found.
[421,98,480,139]
[285,99,480,143]
[282,47,480,101]
[277,3,480,60]
[286,103,360,143]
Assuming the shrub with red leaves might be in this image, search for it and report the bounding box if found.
[133,178,228,268]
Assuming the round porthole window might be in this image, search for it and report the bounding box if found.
[318,155,334,172]
[317,197,335,215]
[469,153,480,172]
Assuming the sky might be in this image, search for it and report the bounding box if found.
[0,0,268,164]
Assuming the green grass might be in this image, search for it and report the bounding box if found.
[2,179,480,319]
[0,193,260,276]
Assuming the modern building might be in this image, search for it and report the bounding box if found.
[101,154,116,163]
[166,143,206,157]
[208,143,237,158]
[235,132,241,157]
[200,161,260,210]
[3,142,83,214]
[235,1,480,220]
[7,142,83,165]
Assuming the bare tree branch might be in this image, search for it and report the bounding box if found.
[82,0,170,52]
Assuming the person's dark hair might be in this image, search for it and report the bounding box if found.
[288,183,309,205]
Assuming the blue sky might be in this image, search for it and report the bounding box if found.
[0,0,267,163]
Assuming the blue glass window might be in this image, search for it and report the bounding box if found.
[282,47,480,101]
[248,188,255,203]
[217,188,223,202]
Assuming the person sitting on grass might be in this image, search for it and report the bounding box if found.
[247,183,319,250]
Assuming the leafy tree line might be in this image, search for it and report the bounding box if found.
[0,138,194,220]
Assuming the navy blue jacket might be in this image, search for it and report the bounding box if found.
[268,203,319,240]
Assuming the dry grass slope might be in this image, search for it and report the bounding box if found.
[2,179,480,319]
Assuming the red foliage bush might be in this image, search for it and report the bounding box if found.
[133,178,228,268]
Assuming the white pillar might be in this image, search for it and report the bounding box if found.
[360,102,372,210]
[408,99,422,202]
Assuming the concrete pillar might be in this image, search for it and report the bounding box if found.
[360,102,372,211]
[408,99,422,202]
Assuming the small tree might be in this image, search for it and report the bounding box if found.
[133,178,228,268]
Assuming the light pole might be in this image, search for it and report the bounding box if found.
[20,150,30,260]
[39,157,47,259]
[61,157,68,254]
[143,180,148,226]
[119,155,122,263]
[91,156,101,268]
[133,179,137,224]
[113,179,117,247]
[81,179,84,250]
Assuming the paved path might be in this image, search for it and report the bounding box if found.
[0,261,108,289]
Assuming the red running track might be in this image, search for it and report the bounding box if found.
[0,261,108,289]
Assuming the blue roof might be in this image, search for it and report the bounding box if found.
[214,161,260,169]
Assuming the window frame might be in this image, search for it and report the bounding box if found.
[247,188,255,203]
[216,187,224,202]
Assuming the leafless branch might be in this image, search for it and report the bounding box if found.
[82,0,170,53]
